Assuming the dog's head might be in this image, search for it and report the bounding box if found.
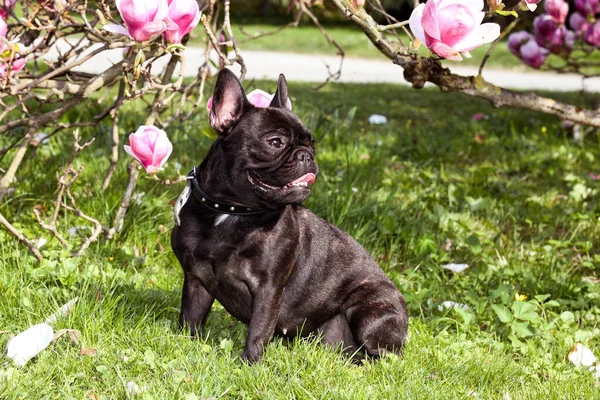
[204,68,318,207]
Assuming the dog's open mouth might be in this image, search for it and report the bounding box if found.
[248,172,316,192]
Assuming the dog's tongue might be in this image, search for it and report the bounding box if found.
[289,173,316,186]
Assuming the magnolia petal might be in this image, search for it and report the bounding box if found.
[164,0,201,44]
[124,144,145,167]
[128,134,154,169]
[136,20,167,42]
[526,2,538,11]
[145,165,161,175]
[6,323,54,366]
[430,41,462,60]
[453,22,500,52]
[441,263,470,273]
[422,0,441,42]
[438,301,470,311]
[150,133,173,171]
[247,89,274,108]
[408,4,427,44]
[568,342,597,367]
[478,22,501,43]
[103,23,132,38]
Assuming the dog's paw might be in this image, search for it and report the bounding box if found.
[241,346,263,364]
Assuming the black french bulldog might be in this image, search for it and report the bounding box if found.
[171,68,408,364]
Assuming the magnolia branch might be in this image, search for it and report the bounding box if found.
[402,60,600,127]
[329,0,600,128]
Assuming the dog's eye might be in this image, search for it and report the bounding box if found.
[267,138,284,148]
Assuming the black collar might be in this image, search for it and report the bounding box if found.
[188,168,270,216]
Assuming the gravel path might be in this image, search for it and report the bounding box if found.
[48,41,600,92]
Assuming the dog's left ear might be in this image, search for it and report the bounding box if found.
[269,74,291,110]
[210,68,249,134]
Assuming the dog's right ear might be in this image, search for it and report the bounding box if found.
[209,69,248,134]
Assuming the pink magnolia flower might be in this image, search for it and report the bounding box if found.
[585,21,600,47]
[544,0,569,24]
[164,0,201,44]
[408,0,500,61]
[520,39,549,68]
[104,0,169,42]
[570,12,591,34]
[522,0,541,11]
[0,15,6,54]
[575,0,599,16]
[0,0,15,18]
[207,88,293,111]
[124,125,173,174]
[533,14,575,54]
[471,112,486,121]
[508,31,548,69]
[0,57,25,78]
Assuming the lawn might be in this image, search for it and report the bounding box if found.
[188,23,522,70]
[1,80,600,398]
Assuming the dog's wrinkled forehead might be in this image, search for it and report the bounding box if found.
[242,107,309,137]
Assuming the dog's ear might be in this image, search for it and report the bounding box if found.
[269,74,291,110]
[210,69,248,134]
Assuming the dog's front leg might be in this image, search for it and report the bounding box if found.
[179,272,214,338]
[241,285,283,364]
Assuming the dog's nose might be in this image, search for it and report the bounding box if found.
[296,150,313,164]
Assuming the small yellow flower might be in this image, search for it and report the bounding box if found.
[515,293,527,301]
[109,256,114,261]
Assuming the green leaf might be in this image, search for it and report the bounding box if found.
[95,365,109,374]
[545,300,561,308]
[220,338,234,353]
[534,294,550,303]
[495,9,518,17]
[560,311,575,323]
[466,234,481,254]
[508,334,524,347]
[202,127,218,139]
[454,307,475,325]
[448,183,457,206]
[511,321,535,338]
[511,301,537,320]
[491,304,513,323]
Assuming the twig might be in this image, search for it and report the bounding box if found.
[0,129,34,201]
[223,0,246,79]
[201,13,231,67]
[63,189,103,257]
[0,212,42,261]
[299,2,345,89]
[479,17,518,76]
[34,208,69,248]
[102,81,126,190]
[107,161,139,239]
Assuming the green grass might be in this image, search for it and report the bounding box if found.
[187,23,521,69]
[2,81,600,398]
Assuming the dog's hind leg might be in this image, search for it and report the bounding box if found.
[179,272,214,338]
[317,314,362,357]
[345,283,408,358]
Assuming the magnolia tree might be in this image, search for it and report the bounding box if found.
[1,0,599,259]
